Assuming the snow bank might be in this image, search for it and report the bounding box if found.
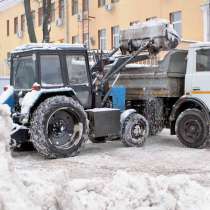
[0,105,40,210]
[1,104,210,210]
[57,171,210,210]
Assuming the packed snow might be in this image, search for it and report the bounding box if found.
[1,105,210,209]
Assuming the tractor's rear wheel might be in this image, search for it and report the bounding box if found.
[30,96,88,159]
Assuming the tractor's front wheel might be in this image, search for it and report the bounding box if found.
[30,96,88,159]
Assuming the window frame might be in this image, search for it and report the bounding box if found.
[7,20,10,36]
[11,52,38,90]
[59,0,65,19]
[63,52,91,87]
[72,0,78,15]
[98,28,107,50]
[21,14,25,32]
[65,54,89,86]
[38,7,43,26]
[82,0,89,12]
[196,48,210,72]
[14,17,18,34]
[111,25,120,49]
[98,0,105,8]
[170,11,182,37]
[38,52,66,88]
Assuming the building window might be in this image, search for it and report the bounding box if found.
[170,11,182,37]
[38,7,43,26]
[111,0,119,3]
[98,29,106,50]
[50,3,55,22]
[72,0,78,15]
[98,0,105,7]
[6,20,9,36]
[59,0,65,19]
[31,10,35,25]
[72,35,80,44]
[111,26,120,49]
[83,0,88,12]
[21,14,25,31]
[14,17,18,34]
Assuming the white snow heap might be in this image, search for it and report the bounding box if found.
[57,171,210,210]
[0,105,40,210]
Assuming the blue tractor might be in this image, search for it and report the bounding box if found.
[0,43,152,158]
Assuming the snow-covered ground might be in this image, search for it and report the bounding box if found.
[2,105,210,209]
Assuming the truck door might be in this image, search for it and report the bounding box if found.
[190,48,210,108]
[65,54,92,109]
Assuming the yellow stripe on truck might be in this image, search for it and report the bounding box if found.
[191,91,210,94]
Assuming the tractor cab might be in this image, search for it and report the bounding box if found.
[10,43,93,110]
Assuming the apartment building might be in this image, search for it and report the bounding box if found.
[0,0,208,76]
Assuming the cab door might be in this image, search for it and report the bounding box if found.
[191,48,210,108]
[65,53,92,109]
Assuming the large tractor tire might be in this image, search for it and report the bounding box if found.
[121,113,149,147]
[175,109,209,148]
[142,98,164,136]
[30,96,88,159]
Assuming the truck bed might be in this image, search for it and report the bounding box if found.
[108,49,188,99]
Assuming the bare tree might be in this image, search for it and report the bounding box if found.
[42,0,51,42]
[24,0,37,43]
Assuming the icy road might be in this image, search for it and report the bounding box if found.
[13,129,210,187]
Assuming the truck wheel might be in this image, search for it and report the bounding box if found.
[121,113,149,147]
[30,96,88,158]
[175,109,209,148]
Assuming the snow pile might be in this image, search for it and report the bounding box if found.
[57,171,210,210]
[0,105,39,210]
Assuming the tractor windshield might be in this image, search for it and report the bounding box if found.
[13,55,36,90]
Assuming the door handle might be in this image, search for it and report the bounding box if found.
[192,87,200,91]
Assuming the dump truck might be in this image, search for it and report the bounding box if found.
[107,43,210,149]
[0,19,183,158]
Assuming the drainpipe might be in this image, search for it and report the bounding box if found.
[64,0,69,43]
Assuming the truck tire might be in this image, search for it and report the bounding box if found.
[30,96,88,158]
[175,109,209,148]
[121,113,149,147]
[142,98,164,136]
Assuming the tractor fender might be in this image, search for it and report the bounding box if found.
[170,95,210,134]
[120,109,137,125]
[20,87,76,124]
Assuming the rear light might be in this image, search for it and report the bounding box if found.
[4,85,9,91]
[32,83,41,91]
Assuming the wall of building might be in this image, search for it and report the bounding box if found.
[0,0,207,76]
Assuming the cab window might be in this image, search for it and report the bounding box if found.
[66,55,88,85]
[13,55,36,89]
[196,49,210,72]
[40,55,63,86]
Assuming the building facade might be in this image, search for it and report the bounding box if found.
[0,0,208,76]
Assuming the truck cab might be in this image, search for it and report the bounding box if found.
[185,43,210,108]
